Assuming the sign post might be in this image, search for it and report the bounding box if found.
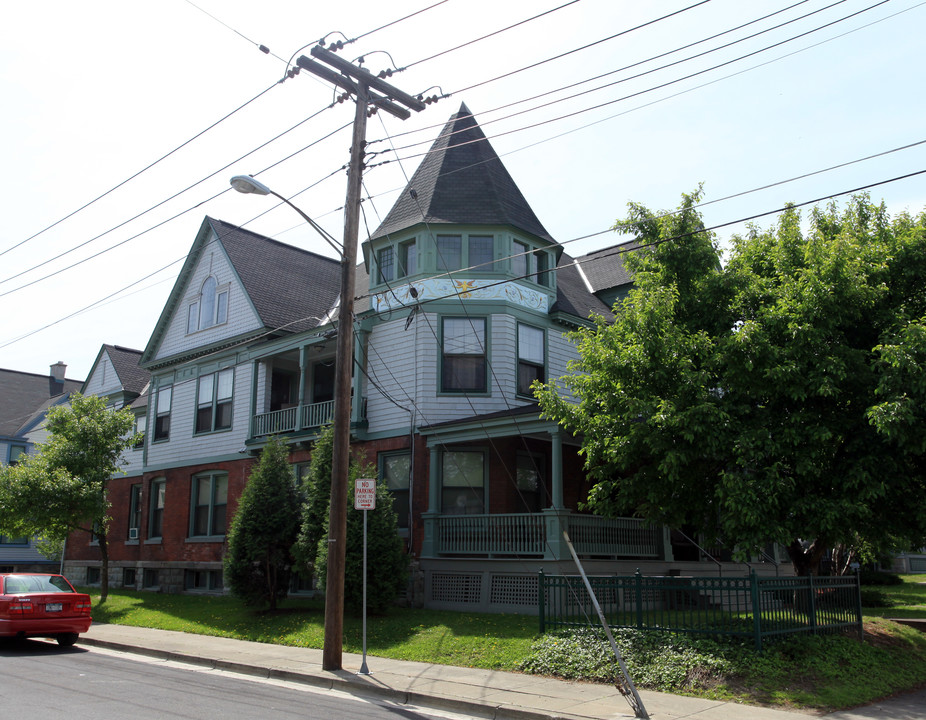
[354,478,376,675]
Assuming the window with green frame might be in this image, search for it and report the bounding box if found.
[517,323,545,396]
[511,239,552,287]
[398,239,417,277]
[195,368,234,434]
[190,472,228,537]
[148,478,166,539]
[441,317,487,393]
[377,246,395,283]
[436,234,497,272]
[380,451,410,529]
[441,449,485,514]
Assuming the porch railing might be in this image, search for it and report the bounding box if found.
[565,514,661,558]
[433,513,660,558]
[438,513,546,556]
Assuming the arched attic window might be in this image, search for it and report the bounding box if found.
[187,276,229,334]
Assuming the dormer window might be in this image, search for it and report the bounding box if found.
[187,276,229,333]
[436,234,496,272]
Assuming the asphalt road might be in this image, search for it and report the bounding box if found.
[0,639,455,720]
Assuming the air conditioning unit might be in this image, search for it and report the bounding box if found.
[128,527,139,540]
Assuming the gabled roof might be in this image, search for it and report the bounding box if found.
[212,218,342,334]
[370,104,554,244]
[142,218,342,366]
[0,368,83,437]
[100,345,149,395]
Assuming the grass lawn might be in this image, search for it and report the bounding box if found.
[81,574,926,712]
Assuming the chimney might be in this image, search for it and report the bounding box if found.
[49,361,66,396]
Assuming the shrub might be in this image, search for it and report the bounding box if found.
[224,436,300,610]
[859,569,902,586]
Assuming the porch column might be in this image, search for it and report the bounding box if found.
[349,327,366,424]
[421,444,441,557]
[296,346,307,431]
[550,429,564,510]
[249,359,259,439]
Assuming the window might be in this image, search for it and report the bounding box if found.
[0,535,28,545]
[398,239,417,277]
[469,235,495,271]
[184,569,223,591]
[517,324,545,396]
[8,445,26,466]
[187,276,229,333]
[128,484,142,540]
[441,450,485,514]
[154,386,171,441]
[149,478,165,539]
[123,568,137,588]
[195,368,234,434]
[86,567,101,585]
[516,454,544,512]
[190,472,228,537]
[377,246,394,283]
[441,318,487,393]
[133,413,146,449]
[312,361,335,404]
[436,235,462,271]
[512,240,528,277]
[143,568,159,588]
[534,250,550,286]
[511,240,552,287]
[381,452,410,530]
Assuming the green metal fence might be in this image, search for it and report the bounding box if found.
[538,570,863,651]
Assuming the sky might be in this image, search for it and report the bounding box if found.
[1,0,924,381]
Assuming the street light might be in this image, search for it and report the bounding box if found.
[229,175,343,257]
[230,174,355,671]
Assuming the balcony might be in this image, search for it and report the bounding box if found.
[423,512,665,561]
[251,398,365,438]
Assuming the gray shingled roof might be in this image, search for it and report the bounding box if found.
[370,104,554,243]
[210,218,342,335]
[551,253,612,320]
[0,368,83,437]
[102,345,149,395]
[575,241,637,294]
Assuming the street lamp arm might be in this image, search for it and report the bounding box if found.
[229,175,343,257]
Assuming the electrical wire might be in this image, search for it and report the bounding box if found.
[0,82,280,260]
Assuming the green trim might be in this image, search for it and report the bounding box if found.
[141,453,249,474]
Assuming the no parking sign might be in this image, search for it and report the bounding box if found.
[354,478,376,510]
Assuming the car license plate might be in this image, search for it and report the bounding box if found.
[45,603,63,612]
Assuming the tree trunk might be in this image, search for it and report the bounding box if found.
[787,538,828,576]
[99,532,109,603]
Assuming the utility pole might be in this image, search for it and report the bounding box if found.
[297,45,426,672]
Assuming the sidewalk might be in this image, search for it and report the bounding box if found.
[80,622,813,720]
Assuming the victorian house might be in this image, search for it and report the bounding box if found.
[62,106,775,610]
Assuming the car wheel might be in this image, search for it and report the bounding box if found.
[57,633,79,647]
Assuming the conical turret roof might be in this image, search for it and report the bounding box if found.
[370,104,554,243]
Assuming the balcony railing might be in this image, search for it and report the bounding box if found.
[252,399,337,437]
[428,512,661,559]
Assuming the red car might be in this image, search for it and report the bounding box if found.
[0,573,92,646]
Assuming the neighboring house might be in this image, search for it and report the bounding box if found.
[0,362,83,571]
[63,105,784,608]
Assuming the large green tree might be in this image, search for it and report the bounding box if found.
[0,393,138,601]
[536,191,926,575]
[224,435,300,610]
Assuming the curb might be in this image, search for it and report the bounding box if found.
[79,635,572,720]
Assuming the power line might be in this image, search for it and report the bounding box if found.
[0,82,280,260]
